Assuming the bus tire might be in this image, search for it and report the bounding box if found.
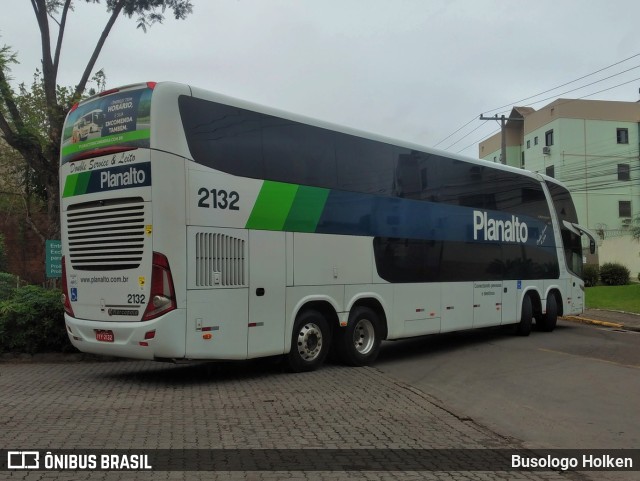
[515,295,533,336]
[336,306,382,367]
[286,309,330,373]
[537,294,558,332]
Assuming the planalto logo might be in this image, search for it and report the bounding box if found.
[473,210,529,243]
[100,166,146,189]
[63,162,151,197]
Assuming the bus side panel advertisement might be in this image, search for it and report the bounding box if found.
[61,87,153,164]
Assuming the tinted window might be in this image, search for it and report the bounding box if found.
[547,181,582,277]
[547,182,578,224]
[262,119,337,188]
[335,134,394,195]
[374,237,559,283]
[179,96,264,178]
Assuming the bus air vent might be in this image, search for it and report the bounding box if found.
[66,198,146,271]
[195,232,246,287]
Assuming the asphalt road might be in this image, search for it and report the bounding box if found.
[376,320,640,453]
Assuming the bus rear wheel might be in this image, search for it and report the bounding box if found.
[537,294,558,332]
[286,309,330,373]
[335,306,382,366]
[515,294,533,336]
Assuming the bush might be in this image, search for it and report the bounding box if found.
[582,264,600,287]
[0,272,17,301]
[599,262,630,286]
[0,285,72,354]
[0,234,7,272]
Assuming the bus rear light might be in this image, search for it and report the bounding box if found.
[99,87,121,97]
[61,256,74,316]
[70,146,138,161]
[142,252,176,321]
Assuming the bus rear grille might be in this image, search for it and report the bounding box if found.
[66,198,146,271]
[195,232,246,287]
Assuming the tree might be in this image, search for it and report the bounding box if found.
[0,0,193,239]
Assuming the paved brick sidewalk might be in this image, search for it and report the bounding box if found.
[0,361,584,481]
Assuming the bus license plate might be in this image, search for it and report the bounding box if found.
[95,330,114,342]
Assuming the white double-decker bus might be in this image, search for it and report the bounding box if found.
[60,82,596,372]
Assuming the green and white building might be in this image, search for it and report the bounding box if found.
[479,99,640,275]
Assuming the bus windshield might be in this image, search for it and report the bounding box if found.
[547,181,584,278]
[61,84,153,164]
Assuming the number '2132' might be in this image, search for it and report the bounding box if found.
[197,188,239,210]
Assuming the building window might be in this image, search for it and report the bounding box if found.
[546,165,555,178]
[526,140,530,149]
[521,152,525,168]
[545,130,554,146]
[534,136,538,145]
[617,128,629,144]
[619,201,631,218]
[618,163,630,181]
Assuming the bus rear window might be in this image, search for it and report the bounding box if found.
[61,86,153,165]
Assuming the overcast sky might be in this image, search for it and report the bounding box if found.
[3,0,640,158]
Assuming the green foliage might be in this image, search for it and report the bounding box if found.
[0,272,16,301]
[599,262,630,286]
[0,234,6,272]
[0,285,72,353]
[582,264,599,287]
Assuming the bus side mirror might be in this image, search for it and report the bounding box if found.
[589,239,596,255]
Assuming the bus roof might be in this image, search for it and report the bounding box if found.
[86,81,552,187]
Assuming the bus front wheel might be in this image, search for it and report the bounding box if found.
[286,309,330,373]
[335,306,382,366]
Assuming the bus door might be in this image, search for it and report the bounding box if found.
[500,281,519,324]
[247,230,286,358]
[473,282,503,327]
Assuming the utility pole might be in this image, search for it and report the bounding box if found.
[479,114,507,164]
[479,114,524,165]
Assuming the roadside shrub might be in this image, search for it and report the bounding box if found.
[582,265,599,287]
[0,272,17,301]
[599,262,630,286]
[0,285,72,353]
[0,234,7,272]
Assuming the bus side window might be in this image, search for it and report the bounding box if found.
[262,119,337,189]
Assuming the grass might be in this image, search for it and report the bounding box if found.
[585,283,640,314]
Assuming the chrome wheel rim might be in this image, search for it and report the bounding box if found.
[297,322,323,362]
[353,318,375,355]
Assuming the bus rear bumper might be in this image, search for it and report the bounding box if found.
[64,310,186,360]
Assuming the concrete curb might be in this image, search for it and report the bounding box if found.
[562,315,640,332]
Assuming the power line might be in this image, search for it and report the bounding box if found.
[435,52,640,150]
[466,76,640,158]
[484,52,640,114]
[506,68,640,112]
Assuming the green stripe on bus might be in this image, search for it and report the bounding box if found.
[245,181,299,230]
[62,171,91,197]
[283,185,330,232]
